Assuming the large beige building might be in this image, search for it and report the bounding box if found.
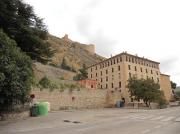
[87,52,172,102]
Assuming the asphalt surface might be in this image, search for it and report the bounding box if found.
[0,107,180,134]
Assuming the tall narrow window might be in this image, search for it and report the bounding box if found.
[128,65,131,70]
[106,84,108,89]
[112,83,114,88]
[101,71,102,76]
[140,67,143,72]
[96,73,97,77]
[146,69,148,73]
[101,78,103,82]
[151,70,153,74]
[106,76,108,82]
[119,82,121,88]
[112,68,114,72]
[106,70,108,74]
[120,57,122,62]
[118,66,120,71]
[135,66,137,71]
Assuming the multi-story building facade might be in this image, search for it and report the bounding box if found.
[87,52,172,102]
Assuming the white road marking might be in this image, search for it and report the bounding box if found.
[150,116,164,120]
[154,125,162,129]
[161,116,174,122]
[141,129,151,134]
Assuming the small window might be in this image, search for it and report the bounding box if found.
[101,78,103,82]
[91,85,93,88]
[146,69,148,73]
[118,66,120,71]
[151,70,153,74]
[96,73,97,77]
[106,76,108,81]
[114,59,116,64]
[117,58,119,63]
[111,83,114,88]
[120,57,122,62]
[106,70,108,74]
[112,68,114,72]
[156,71,158,75]
[119,82,121,88]
[140,67,142,72]
[101,71,102,76]
[106,84,108,89]
[135,66,137,71]
[128,65,131,70]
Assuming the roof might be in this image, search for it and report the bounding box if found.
[87,51,160,69]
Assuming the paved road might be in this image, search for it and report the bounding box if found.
[0,107,180,134]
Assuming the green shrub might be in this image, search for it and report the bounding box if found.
[39,76,51,89]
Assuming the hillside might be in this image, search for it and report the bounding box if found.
[47,34,105,71]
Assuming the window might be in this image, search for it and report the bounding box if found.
[108,61,109,66]
[106,76,108,81]
[118,66,120,71]
[135,66,137,71]
[106,84,108,89]
[129,57,131,62]
[120,57,122,62]
[140,67,142,72]
[128,65,131,70]
[126,56,128,61]
[119,82,121,88]
[156,71,158,75]
[151,70,153,74]
[96,73,97,77]
[101,78,103,82]
[117,58,119,63]
[106,70,108,74]
[112,83,114,88]
[111,60,112,65]
[146,69,148,73]
[132,58,134,63]
[101,71,102,76]
[91,85,93,88]
[114,59,116,64]
[112,68,114,72]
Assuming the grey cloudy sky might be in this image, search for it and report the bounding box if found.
[25,0,180,85]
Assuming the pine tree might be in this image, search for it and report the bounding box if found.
[0,0,55,63]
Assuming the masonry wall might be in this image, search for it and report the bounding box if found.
[160,74,172,101]
[31,89,122,111]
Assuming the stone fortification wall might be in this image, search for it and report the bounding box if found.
[31,89,122,111]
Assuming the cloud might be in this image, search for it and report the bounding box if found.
[160,56,178,72]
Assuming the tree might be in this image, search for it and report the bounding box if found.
[0,0,55,63]
[171,81,177,89]
[127,77,165,107]
[73,65,88,81]
[0,29,33,111]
